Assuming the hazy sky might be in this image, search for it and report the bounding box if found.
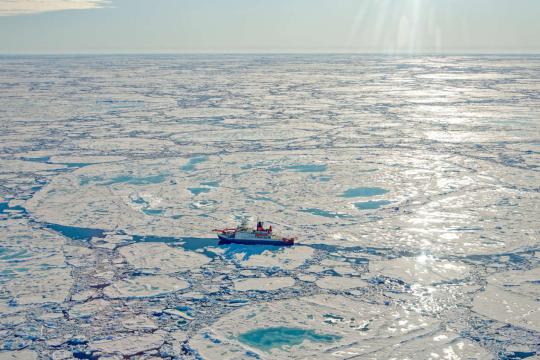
[1,0,539,54]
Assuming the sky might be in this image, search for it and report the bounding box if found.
[0,0,539,54]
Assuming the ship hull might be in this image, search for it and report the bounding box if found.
[217,234,293,246]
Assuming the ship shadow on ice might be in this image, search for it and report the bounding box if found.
[215,242,290,260]
[134,235,288,260]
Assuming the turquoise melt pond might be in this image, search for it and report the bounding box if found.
[287,164,327,172]
[102,174,168,186]
[238,327,341,351]
[188,187,211,195]
[142,208,164,216]
[301,208,353,219]
[81,174,168,186]
[342,187,388,198]
[181,156,209,171]
[355,200,391,210]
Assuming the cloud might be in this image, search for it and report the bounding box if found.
[0,0,109,16]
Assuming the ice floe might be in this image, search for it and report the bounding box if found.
[104,274,189,298]
[119,242,211,273]
[69,299,110,319]
[1,55,539,358]
[315,276,367,290]
[89,332,165,357]
[233,276,296,291]
[191,294,489,359]
[0,220,72,306]
[0,350,38,360]
[239,246,314,269]
[473,268,540,332]
[370,256,471,285]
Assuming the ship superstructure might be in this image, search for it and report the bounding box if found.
[213,218,295,246]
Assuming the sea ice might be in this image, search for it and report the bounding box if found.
[191,294,487,359]
[69,299,110,319]
[315,276,367,290]
[233,276,295,291]
[89,332,165,357]
[1,55,538,358]
[0,220,72,306]
[103,274,189,298]
[473,268,540,332]
[369,256,471,285]
[119,242,211,273]
[239,246,314,269]
[0,350,38,360]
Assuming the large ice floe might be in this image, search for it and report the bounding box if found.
[1,55,539,358]
[191,294,491,359]
[104,275,190,298]
[233,276,296,291]
[473,268,540,332]
[118,243,211,273]
[369,256,472,286]
[89,332,166,357]
[0,220,73,306]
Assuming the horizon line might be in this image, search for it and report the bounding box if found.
[1,51,540,56]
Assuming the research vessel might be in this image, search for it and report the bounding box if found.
[213,219,295,246]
